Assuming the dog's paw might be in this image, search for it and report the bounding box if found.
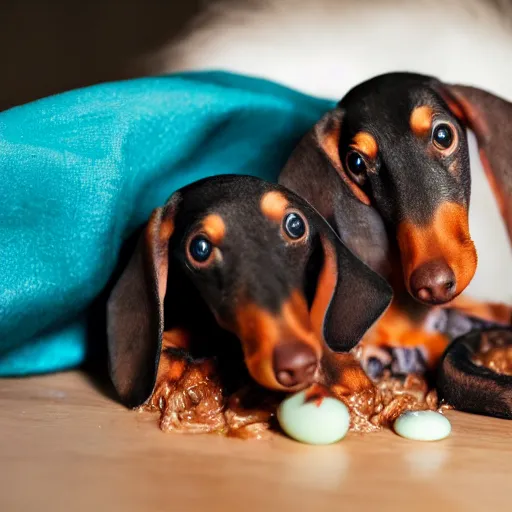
[146,356,227,434]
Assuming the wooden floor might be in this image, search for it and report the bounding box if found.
[0,372,510,512]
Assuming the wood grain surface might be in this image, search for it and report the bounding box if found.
[0,371,510,512]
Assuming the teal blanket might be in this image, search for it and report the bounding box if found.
[0,72,333,376]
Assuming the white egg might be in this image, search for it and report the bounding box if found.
[277,389,350,445]
[394,410,452,441]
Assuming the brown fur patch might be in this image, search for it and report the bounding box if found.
[202,214,226,245]
[479,150,506,219]
[323,351,374,394]
[146,208,170,303]
[318,116,342,167]
[159,217,175,243]
[260,190,289,223]
[352,131,378,160]
[310,234,338,342]
[362,299,449,368]
[235,302,283,389]
[441,87,490,136]
[410,105,434,137]
[441,94,465,122]
[479,149,512,243]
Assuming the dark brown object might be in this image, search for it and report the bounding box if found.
[438,328,512,419]
[273,342,317,388]
[410,259,457,304]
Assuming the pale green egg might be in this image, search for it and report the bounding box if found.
[277,390,350,445]
[394,410,452,441]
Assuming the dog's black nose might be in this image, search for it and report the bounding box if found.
[273,342,318,388]
[410,259,457,305]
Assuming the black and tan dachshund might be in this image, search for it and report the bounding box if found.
[107,175,391,409]
[280,72,512,418]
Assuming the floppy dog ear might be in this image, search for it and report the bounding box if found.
[309,227,392,352]
[436,83,512,241]
[107,193,181,407]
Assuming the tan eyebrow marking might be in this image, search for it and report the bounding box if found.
[260,190,289,222]
[352,131,378,160]
[202,214,226,244]
[410,105,434,137]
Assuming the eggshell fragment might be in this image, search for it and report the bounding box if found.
[277,390,350,445]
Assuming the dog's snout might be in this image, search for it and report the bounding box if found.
[410,259,456,305]
[272,342,318,388]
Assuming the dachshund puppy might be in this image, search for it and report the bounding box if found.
[107,175,391,409]
[280,72,512,418]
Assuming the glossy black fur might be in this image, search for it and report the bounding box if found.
[107,175,392,407]
[338,73,471,225]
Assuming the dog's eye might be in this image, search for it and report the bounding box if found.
[432,123,454,150]
[189,236,212,263]
[283,212,306,240]
[345,151,368,185]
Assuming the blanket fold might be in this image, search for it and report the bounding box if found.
[0,72,333,375]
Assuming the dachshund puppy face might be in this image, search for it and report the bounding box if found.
[321,73,480,306]
[170,178,325,391]
[107,175,392,406]
[165,176,390,391]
